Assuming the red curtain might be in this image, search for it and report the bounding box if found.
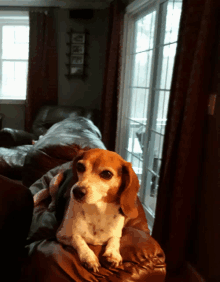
[152,0,220,279]
[25,9,58,132]
[101,0,125,151]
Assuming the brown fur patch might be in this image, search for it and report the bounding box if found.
[102,186,120,204]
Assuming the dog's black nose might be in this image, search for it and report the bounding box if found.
[73,187,86,201]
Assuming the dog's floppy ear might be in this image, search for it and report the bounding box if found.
[120,162,140,218]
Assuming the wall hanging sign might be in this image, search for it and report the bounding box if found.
[66,30,86,79]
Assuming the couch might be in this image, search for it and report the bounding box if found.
[0,106,166,281]
[0,105,102,182]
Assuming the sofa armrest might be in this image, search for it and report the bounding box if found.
[0,128,34,148]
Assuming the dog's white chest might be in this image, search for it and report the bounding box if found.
[76,204,124,245]
[78,213,118,244]
[57,200,125,246]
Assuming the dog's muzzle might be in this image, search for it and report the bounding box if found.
[73,186,86,201]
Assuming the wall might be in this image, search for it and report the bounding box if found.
[0,7,109,130]
[57,8,109,109]
[0,103,25,130]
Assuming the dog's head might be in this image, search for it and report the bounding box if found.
[71,148,140,218]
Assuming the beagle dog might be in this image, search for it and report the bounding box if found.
[33,148,140,272]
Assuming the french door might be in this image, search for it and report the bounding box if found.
[116,0,182,231]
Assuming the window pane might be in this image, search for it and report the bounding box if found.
[132,50,153,88]
[144,170,158,213]
[156,90,170,134]
[146,130,160,170]
[160,43,177,90]
[126,120,142,155]
[135,11,156,53]
[128,88,149,159]
[2,26,29,60]
[164,0,183,44]
[2,61,27,98]
[130,88,149,121]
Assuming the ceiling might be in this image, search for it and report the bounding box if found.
[0,0,114,9]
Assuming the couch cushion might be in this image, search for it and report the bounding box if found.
[22,117,106,187]
[0,145,32,180]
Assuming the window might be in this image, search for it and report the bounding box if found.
[0,11,29,102]
[116,0,182,232]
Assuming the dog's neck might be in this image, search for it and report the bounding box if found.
[80,201,120,216]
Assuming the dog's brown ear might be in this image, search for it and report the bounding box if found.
[120,162,140,218]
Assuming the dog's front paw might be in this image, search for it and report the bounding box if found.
[79,249,101,272]
[103,249,123,268]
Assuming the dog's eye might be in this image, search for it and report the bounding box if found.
[100,170,113,180]
[76,162,85,172]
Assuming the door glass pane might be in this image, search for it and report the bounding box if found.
[160,43,178,90]
[126,119,142,156]
[126,9,156,171]
[164,0,182,44]
[135,11,156,53]
[132,50,153,88]
[130,88,149,121]
[144,170,158,214]
[156,90,170,134]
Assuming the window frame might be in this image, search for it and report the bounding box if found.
[0,11,29,104]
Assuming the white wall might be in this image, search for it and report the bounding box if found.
[57,8,109,110]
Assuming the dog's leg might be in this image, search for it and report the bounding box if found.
[72,234,101,272]
[48,171,64,212]
[103,237,122,267]
[33,189,49,206]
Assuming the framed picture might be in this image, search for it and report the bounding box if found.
[71,55,84,65]
[66,30,86,78]
[72,33,85,44]
[70,66,83,75]
[71,44,84,54]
